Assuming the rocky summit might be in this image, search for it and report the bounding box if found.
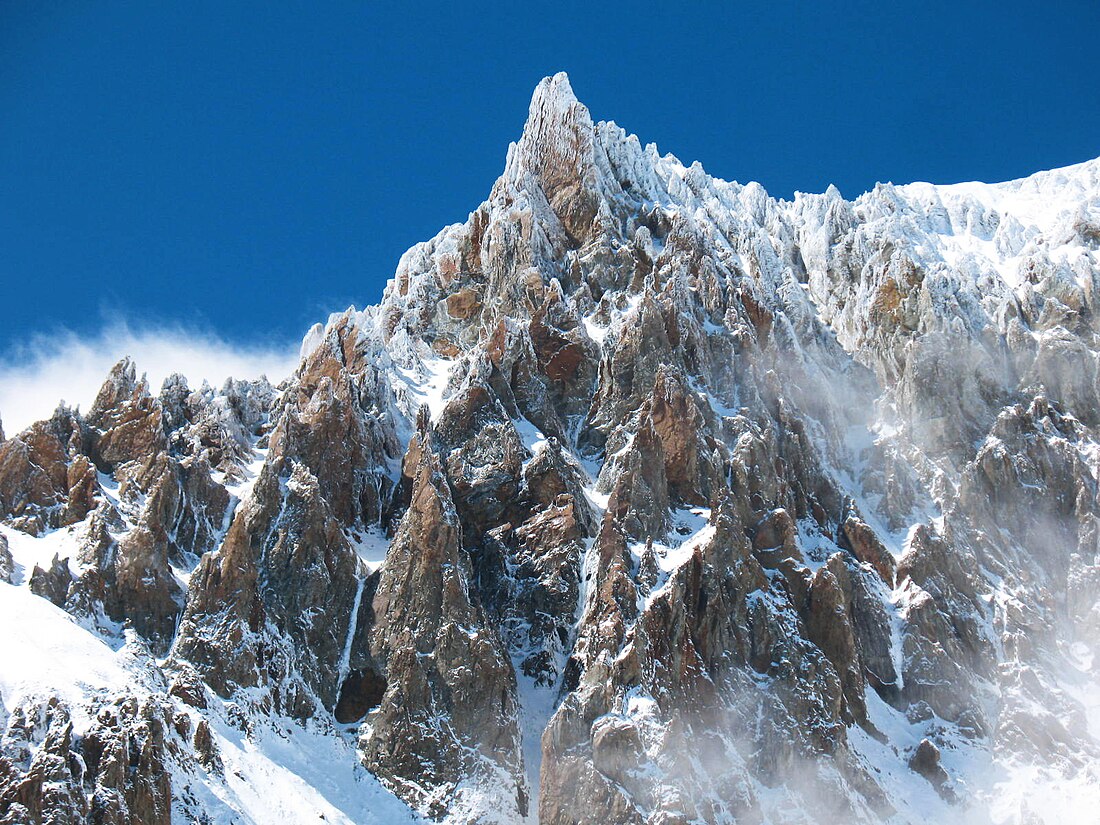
[1,72,1099,824]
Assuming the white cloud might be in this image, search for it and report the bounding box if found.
[0,321,299,436]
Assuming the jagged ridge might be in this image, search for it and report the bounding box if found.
[0,72,1098,824]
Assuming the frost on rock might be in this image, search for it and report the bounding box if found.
[2,73,1100,824]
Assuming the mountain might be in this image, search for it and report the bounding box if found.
[1,72,1098,825]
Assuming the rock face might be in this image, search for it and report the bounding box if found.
[0,535,10,584]
[2,73,1100,824]
[362,421,525,821]
[0,695,173,825]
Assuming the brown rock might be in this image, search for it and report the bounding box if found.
[432,337,461,357]
[167,666,208,710]
[509,73,600,243]
[333,665,387,724]
[644,367,710,506]
[529,311,585,383]
[0,700,87,824]
[0,411,81,533]
[838,513,896,587]
[752,507,801,568]
[896,524,990,722]
[0,534,11,584]
[267,326,399,529]
[433,380,526,534]
[28,555,72,608]
[173,458,366,716]
[87,360,168,477]
[604,417,670,541]
[192,720,222,773]
[908,738,954,801]
[446,287,482,320]
[591,716,644,782]
[805,556,867,725]
[60,454,98,526]
[365,429,525,820]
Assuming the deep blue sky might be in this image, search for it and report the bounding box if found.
[2,1,1097,355]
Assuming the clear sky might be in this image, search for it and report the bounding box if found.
[1,0,1098,369]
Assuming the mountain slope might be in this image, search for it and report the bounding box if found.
[0,72,1098,825]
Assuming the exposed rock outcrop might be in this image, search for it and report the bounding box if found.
[363,421,525,821]
[0,696,173,825]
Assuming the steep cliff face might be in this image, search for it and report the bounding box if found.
[1,73,1098,824]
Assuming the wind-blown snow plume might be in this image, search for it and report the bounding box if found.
[0,320,298,434]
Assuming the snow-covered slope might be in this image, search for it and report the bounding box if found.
[1,73,1098,825]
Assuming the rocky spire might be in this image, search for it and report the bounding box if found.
[363,427,526,821]
[504,71,603,243]
[87,357,142,427]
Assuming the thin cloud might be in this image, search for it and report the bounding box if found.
[0,321,299,436]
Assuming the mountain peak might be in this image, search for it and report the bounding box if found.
[528,71,580,113]
[514,72,594,163]
[506,72,601,241]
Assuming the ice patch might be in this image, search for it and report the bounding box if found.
[338,576,366,686]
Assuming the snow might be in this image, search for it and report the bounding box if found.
[512,668,557,823]
[222,444,269,504]
[795,519,842,572]
[0,522,86,585]
[188,710,423,825]
[346,526,391,573]
[394,355,456,422]
[512,416,549,454]
[862,158,1100,294]
[900,157,1099,240]
[581,483,610,512]
[623,292,643,317]
[845,690,963,822]
[1065,643,1100,746]
[580,292,647,348]
[300,322,326,361]
[654,522,714,574]
[625,517,716,610]
[581,313,609,345]
[0,580,133,718]
[670,506,710,537]
[986,761,1100,825]
[96,469,121,508]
